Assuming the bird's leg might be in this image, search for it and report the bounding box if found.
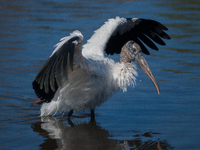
[90,109,95,121]
[67,109,74,118]
[67,117,74,127]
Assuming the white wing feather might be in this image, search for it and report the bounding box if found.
[50,30,83,57]
[82,17,139,59]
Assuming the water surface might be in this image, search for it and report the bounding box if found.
[0,0,200,149]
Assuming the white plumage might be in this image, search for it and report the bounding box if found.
[32,17,170,118]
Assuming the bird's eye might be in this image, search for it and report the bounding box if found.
[130,47,136,54]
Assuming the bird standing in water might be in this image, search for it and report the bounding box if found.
[32,17,170,119]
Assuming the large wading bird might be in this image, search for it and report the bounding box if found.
[32,17,170,119]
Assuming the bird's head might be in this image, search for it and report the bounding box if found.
[120,41,160,94]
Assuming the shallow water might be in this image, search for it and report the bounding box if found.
[0,0,200,149]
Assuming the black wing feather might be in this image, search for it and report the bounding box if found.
[105,18,170,55]
[134,30,159,50]
[139,27,166,46]
[32,36,79,102]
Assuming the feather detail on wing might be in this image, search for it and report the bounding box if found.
[82,16,170,58]
[32,30,83,102]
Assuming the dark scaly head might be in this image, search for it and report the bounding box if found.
[120,41,160,94]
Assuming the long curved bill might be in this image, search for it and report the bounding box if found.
[135,52,160,94]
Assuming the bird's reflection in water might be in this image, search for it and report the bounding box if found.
[31,116,173,150]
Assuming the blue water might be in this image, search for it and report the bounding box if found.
[0,0,200,149]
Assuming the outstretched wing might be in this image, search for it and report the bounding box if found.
[82,17,170,58]
[32,30,83,103]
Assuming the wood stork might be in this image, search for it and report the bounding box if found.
[32,17,170,118]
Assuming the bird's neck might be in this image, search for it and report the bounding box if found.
[120,57,131,63]
[112,62,138,93]
[120,45,132,63]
